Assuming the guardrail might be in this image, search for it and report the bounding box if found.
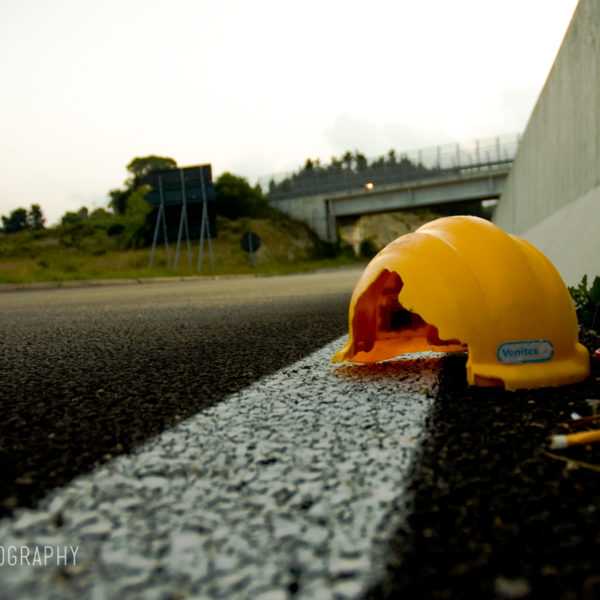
[260,133,520,201]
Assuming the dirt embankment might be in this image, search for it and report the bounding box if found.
[339,210,441,253]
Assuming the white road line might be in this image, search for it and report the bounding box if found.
[0,337,442,600]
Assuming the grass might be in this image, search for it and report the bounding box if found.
[0,251,362,284]
[0,218,365,284]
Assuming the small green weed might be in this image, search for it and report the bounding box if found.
[569,274,600,330]
[359,238,379,259]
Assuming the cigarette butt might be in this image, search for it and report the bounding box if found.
[550,435,569,450]
[550,429,600,450]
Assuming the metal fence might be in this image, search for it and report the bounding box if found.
[259,133,520,201]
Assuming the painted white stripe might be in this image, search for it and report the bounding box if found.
[0,337,442,600]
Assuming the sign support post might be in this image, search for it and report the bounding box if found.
[149,176,171,269]
[174,170,193,270]
[197,170,215,273]
[240,232,261,267]
[144,164,217,273]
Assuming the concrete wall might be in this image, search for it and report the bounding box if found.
[494,0,600,285]
[523,186,600,286]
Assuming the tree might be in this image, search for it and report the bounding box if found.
[355,151,368,172]
[2,208,29,234]
[28,204,45,230]
[109,155,177,215]
[341,151,354,171]
[89,207,112,220]
[108,188,130,216]
[215,172,268,220]
[61,207,89,226]
[1,205,45,233]
[329,156,342,173]
[126,155,177,187]
[371,156,385,170]
[117,184,155,249]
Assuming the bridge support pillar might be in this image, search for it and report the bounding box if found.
[326,199,337,242]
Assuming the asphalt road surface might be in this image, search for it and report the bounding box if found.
[0,270,360,516]
[1,269,599,599]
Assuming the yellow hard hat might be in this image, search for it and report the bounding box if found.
[332,215,590,390]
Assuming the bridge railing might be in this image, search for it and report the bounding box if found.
[260,133,520,201]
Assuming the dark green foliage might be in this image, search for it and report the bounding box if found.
[55,185,153,251]
[303,158,315,172]
[107,223,125,236]
[569,274,600,329]
[57,220,110,249]
[340,242,357,259]
[355,152,368,172]
[215,172,268,219]
[28,204,45,230]
[115,219,151,250]
[108,188,129,216]
[61,207,89,226]
[126,156,177,187]
[359,238,379,259]
[2,208,29,233]
[109,155,177,216]
[115,202,154,249]
[1,204,45,234]
[105,156,176,246]
[268,149,440,200]
[89,208,112,221]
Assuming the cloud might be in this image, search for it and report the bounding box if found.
[493,85,540,132]
[325,114,451,159]
[219,153,283,184]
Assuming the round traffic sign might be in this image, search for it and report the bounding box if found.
[240,232,261,253]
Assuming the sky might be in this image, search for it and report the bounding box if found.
[0,0,579,226]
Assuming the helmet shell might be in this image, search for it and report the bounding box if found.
[332,216,590,390]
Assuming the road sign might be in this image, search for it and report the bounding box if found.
[240,232,261,253]
[240,232,261,266]
[143,165,216,273]
[144,165,217,240]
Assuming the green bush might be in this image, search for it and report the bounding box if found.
[215,173,268,219]
[359,238,379,259]
[340,242,356,259]
[569,274,600,330]
[107,223,125,236]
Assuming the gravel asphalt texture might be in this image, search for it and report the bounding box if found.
[0,271,359,517]
[1,270,600,599]
[0,338,439,599]
[368,328,600,600]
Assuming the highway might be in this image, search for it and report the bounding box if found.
[0,270,361,516]
[1,269,599,599]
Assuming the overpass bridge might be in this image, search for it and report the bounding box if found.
[261,134,519,241]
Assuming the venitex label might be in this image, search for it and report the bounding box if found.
[497,340,554,364]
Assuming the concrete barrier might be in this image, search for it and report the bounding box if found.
[519,185,600,287]
[494,0,599,284]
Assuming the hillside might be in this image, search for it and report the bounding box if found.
[338,208,442,253]
[0,216,361,284]
[0,207,457,285]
